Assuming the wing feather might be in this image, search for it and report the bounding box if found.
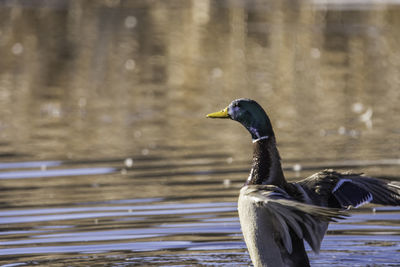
[298,170,400,209]
[244,185,347,254]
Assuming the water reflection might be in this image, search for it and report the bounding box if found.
[0,0,400,266]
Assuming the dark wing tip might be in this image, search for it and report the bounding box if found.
[333,177,400,208]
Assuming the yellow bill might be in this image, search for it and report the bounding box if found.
[206,107,229,118]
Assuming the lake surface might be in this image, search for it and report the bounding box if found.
[1,0,400,266]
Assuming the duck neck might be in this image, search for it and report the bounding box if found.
[246,136,286,186]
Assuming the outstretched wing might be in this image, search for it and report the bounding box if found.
[298,170,400,209]
[241,185,348,254]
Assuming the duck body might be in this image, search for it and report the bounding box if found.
[238,186,287,267]
[238,185,314,267]
[207,99,400,267]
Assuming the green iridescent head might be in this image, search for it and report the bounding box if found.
[207,98,274,141]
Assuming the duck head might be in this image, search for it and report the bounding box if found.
[207,98,274,141]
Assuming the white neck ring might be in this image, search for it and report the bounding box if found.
[252,136,269,143]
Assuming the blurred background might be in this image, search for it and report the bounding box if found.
[0,0,399,266]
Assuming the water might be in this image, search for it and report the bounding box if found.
[1,0,400,266]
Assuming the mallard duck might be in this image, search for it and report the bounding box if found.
[207,98,400,267]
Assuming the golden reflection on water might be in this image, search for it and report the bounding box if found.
[0,1,398,163]
[0,1,400,266]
